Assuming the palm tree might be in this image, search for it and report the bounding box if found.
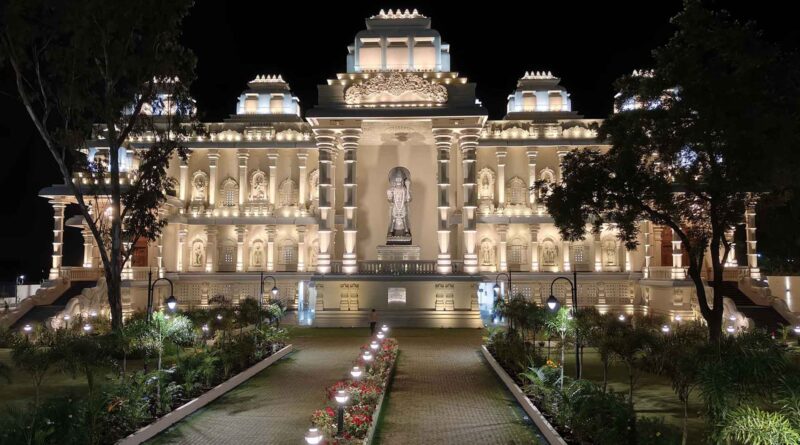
[720,406,800,445]
[546,307,573,390]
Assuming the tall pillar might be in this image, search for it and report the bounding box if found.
[297,225,307,272]
[156,234,165,277]
[205,226,217,273]
[724,226,738,267]
[557,149,569,183]
[208,150,219,208]
[268,152,279,211]
[643,221,652,278]
[653,225,664,267]
[176,225,187,272]
[266,225,276,272]
[496,149,506,209]
[527,148,538,208]
[341,129,361,274]
[460,129,481,274]
[298,151,308,211]
[315,129,336,274]
[529,224,539,272]
[562,240,571,272]
[434,129,453,274]
[671,228,685,279]
[237,150,249,207]
[236,225,246,272]
[745,205,760,279]
[497,224,508,272]
[49,202,66,279]
[179,152,191,202]
[594,232,603,272]
[82,226,94,268]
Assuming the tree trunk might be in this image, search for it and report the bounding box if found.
[602,357,609,393]
[108,139,124,331]
[560,336,565,391]
[628,364,635,405]
[681,397,689,445]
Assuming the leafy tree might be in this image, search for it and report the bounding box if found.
[580,310,622,392]
[542,0,800,342]
[1,0,196,330]
[10,337,55,444]
[607,322,655,405]
[545,307,573,390]
[720,406,800,445]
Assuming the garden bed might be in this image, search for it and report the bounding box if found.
[481,345,566,445]
[118,343,292,445]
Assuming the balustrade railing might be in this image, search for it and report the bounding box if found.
[357,260,438,275]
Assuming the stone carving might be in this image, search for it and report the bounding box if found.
[250,170,267,201]
[386,167,412,245]
[478,167,496,214]
[251,240,264,268]
[541,239,557,267]
[191,171,208,202]
[344,72,448,105]
[191,239,205,267]
[602,237,618,266]
[480,238,495,266]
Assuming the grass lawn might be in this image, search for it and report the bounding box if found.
[545,345,708,440]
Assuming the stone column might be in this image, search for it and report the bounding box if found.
[671,228,685,279]
[745,205,760,279]
[268,152,279,211]
[156,234,165,277]
[237,150,249,207]
[179,152,191,202]
[496,149,506,209]
[433,129,453,274]
[724,226,738,267]
[266,224,276,272]
[653,225,664,267]
[562,240,571,272]
[236,225,247,272]
[298,151,308,211]
[49,202,66,279]
[82,226,94,268]
[459,129,481,274]
[341,129,361,274]
[594,232,603,272]
[205,226,217,273]
[527,148,538,208]
[176,225,187,272]
[315,129,336,274]
[529,224,540,272]
[208,150,219,208]
[297,225,307,272]
[497,224,508,272]
[643,221,652,278]
[557,149,569,183]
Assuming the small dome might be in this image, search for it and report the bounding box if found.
[505,71,574,117]
[235,75,301,116]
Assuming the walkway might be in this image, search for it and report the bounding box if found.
[376,329,546,444]
[150,328,545,444]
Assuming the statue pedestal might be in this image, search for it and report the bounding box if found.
[377,245,421,261]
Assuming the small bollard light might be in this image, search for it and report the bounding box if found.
[370,340,379,351]
[304,427,323,445]
[216,314,223,321]
[729,315,737,322]
[726,325,735,334]
[362,350,373,362]
[334,389,349,437]
[618,314,626,322]
[350,366,362,379]
[376,331,385,341]
[201,324,209,333]
[83,323,92,333]
[661,324,670,334]
[22,324,32,333]
[381,324,389,333]
[63,314,70,321]
[334,389,349,405]
[674,314,683,322]
[89,310,98,318]
[794,325,800,335]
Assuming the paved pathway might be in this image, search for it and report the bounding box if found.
[150,328,545,444]
[376,329,546,445]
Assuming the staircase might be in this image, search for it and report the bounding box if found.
[11,281,97,329]
[711,281,789,331]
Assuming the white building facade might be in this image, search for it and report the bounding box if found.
[40,10,761,327]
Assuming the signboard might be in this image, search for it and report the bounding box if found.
[388,287,406,304]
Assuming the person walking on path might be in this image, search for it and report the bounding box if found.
[369,309,378,335]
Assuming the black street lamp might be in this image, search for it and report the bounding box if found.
[147,269,176,323]
[492,272,511,322]
[545,270,581,379]
[259,272,279,327]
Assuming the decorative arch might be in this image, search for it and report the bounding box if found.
[191,171,209,202]
[278,179,298,208]
[477,168,496,200]
[249,169,268,201]
[506,177,528,206]
[278,238,298,270]
[508,237,527,269]
[219,177,239,207]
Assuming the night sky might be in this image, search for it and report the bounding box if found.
[0,0,795,281]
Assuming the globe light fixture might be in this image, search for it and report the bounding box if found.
[63,314,70,321]
[675,314,683,322]
[216,314,223,321]
[726,325,735,334]
[492,283,501,295]
[201,324,209,333]
[546,294,558,311]
[362,350,373,362]
[376,331,385,341]
[23,324,32,333]
[166,295,178,311]
[304,427,323,445]
[618,314,626,322]
[83,323,92,333]
[794,325,800,335]
[381,324,389,333]
[271,285,279,297]
[334,389,349,405]
[370,341,379,351]
[661,324,670,334]
[350,366,362,379]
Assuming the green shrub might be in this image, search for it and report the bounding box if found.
[566,382,635,445]
[636,417,682,445]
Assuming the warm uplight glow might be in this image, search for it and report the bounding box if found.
[381,325,389,333]
[334,390,349,405]
[362,351,373,362]
[350,366,362,379]
[83,323,92,332]
[661,325,670,333]
[370,341,379,351]
[23,324,32,333]
[304,427,323,445]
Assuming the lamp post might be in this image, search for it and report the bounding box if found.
[350,366,362,380]
[146,269,176,324]
[259,272,279,327]
[304,427,323,444]
[492,272,511,322]
[545,270,581,379]
[334,389,349,437]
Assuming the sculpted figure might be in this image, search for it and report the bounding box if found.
[386,167,412,244]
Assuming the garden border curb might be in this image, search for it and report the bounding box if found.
[117,344,293,445]
[481,345,567,445]
[364,350,398,444]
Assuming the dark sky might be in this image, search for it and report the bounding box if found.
[0,0,796,281]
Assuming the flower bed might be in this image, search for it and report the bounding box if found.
[309,337,398,444]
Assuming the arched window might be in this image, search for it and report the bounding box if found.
[220,178,238,207]
[522,92,537,112]
[508,237,527,269]
[507,177,527,206]
[278,179,298,208]
[279,239,297,271]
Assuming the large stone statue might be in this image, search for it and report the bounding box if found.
[386,167,412,245]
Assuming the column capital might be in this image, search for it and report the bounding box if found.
[527,147,539,161]
[529,223,540,236]
[495,148,507,162]
[236,150,250,160]
[207,150,220,164]
[297,151,309,161]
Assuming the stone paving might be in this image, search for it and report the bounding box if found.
[149,328,545,444]
[375,329,546,445]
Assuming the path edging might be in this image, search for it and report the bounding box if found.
[364,351,398,444]
[117,344,293,445]
[481,345,567,445]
